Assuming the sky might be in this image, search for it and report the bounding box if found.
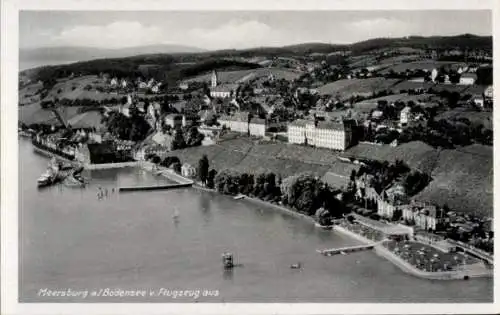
[19,11,492,50]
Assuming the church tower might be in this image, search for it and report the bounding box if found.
[211,70,218,88]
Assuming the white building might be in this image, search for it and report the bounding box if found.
[218,112,266,137]
[287,119,354,151]
[459,73,477,85]
[472,94,484,108]
[121,79,128,88]
[164,114,183,129]
[399,106,413,126]
[151,84,161,93]
[110,77,118,87]
[484,85,493,99]
[181,163,197,178]
[400,202,444,231]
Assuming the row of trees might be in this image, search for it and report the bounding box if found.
[102,110,151,142]
[399,118,493,148]
[212,169,348,220]
[170,126,205,150]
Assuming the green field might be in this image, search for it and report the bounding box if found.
[317,78,401,99]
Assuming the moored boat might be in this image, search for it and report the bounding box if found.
[37,168,57,188]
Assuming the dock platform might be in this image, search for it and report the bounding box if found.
[119,183,192,192]
[317,243,376,256]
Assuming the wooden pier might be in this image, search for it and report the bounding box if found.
[118,183,192,192]
[317,243,376,256]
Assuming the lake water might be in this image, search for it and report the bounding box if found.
[19,139,493,303]
[19,60,77,72]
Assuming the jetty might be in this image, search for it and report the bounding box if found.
[317,243,377,256]
[118,182,192,192]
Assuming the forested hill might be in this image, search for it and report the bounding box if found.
[21,57,262,86]
[350,34,492,54]
[20,34,492,83]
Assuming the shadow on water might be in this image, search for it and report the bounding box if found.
[199,193,212,224]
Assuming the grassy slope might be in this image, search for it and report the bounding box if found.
[414,145,493,216]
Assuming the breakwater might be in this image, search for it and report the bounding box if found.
[317,243,376,256]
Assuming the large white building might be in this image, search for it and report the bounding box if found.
[218,112,266,137]
[287,119,354,151]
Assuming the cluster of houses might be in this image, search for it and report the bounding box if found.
[108,76,163,94]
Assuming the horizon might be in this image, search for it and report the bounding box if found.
[20,32,492,53]
[20,11,492,51]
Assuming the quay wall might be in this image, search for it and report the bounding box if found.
[33,146,74,163]
[241,196,317,225]
[85,162,140,170]
[333,225,375,245]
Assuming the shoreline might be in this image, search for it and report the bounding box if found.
[31,145,491,282]
[187,184,493,281]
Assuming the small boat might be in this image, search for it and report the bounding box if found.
[233,194,246,200]
[340,251,347,256]
[314,222,333,230]
[172,208,180,219]
[222,252,234,269]
[290,263,302,269]
[37,165,58,187]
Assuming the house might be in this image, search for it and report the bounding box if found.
[182,114,198,127]
[377,184,407,219]
[164,114,183,129]
[121,79,128,88]
[151,84,161,94]
[287,119,354,151]
[110,77,118,87]
[138,81,148,89]
[179,82,189,90]
[399,106,413,126]
[401,202,444,231]
[484,85,493,99]
[472,94,484,108]
[120,104,131,117]
[459,73,477,85]
[181,163,197,178]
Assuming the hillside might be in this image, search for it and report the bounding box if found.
[163,137,359,189]
[414,145,493,216]
[20,57,262,86]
